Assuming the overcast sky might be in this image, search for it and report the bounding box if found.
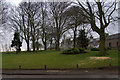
[5,0,22,6]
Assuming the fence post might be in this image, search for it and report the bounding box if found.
[45,64,47,70]
[77,64,78,69]
[109,63,112,69]
[19,65,21,70]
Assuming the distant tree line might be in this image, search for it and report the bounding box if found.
[9,2,89,52]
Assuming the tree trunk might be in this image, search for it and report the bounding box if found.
[50,38,52,50]
[44,43,47,51]
[27,40,30,51]
[37,46,39,51]
[56,37,60,50]
[99,30,106,56]
[42,39,46,51]
[32,38,35,52]
[55,41,57,50]
[45,33,47,51]
[37,45,39,51]
[36,42,39,51]
[73,27,77,48]
[73,31,76,48]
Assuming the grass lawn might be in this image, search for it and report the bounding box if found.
[2,50,119,69]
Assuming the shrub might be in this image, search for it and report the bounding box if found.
[91,48,99,51]
[78,48,86,53]
[62,48,86,54]
[105,47,111,50]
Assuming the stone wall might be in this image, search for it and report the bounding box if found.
[105,38,119,49]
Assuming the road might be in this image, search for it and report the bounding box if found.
[1,69,119,80]
[2,74,119,78]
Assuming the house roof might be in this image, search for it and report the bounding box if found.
[89,33,120,43]
[106,33,120,40]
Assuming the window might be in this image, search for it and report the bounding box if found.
[109,42,111,47]
[117,42,119,47]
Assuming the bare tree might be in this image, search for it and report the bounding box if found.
[27,2,41,51]
[66,6,88,48]
[77,0,117,55]
[8,2,31,51]
[49,2,71,50]
[9,2,41,52]
[0,0,7,25]
[20,2,31,51]
[0,0,8,40]
[39,2,49,51]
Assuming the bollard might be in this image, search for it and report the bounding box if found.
[77,64,78,69]
[19,65,21,70]
[45,64,47,70]
[109,63,112,69]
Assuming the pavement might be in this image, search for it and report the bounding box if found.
[1,69,119,79]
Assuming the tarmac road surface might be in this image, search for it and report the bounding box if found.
[1,69,119,79]
[2,74,119,78]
